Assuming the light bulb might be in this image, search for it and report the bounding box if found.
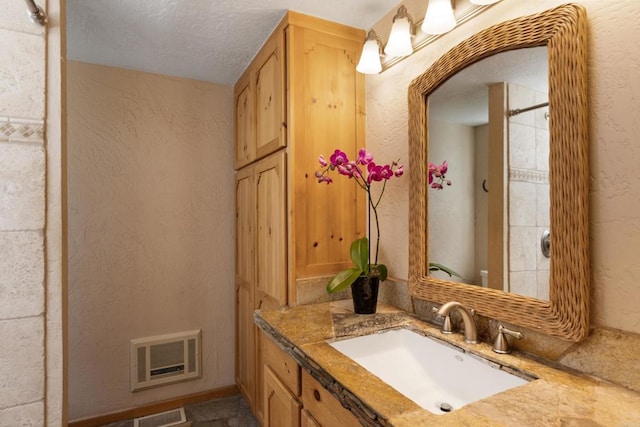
[385,17,413,57]
[356,31,383,74]
[384,6,414,57]
[421,0,456,35]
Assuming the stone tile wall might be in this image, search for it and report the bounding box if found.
[0,0,47,425]
[507,83,550,300]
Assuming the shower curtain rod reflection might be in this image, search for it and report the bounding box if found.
[24,0,47,25]
[508,101,549,117]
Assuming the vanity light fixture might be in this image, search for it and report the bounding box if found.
[384,5,415,58]
[356,30,384,74]
[422,0,456,35]
[356,0,501,74]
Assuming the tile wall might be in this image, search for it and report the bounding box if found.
[0,0,47,425]
[507,83,550,300]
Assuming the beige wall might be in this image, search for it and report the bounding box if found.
[428,119,476,283]
[0,0,64,425]
[367,0,640,334]
[67,61,234,420]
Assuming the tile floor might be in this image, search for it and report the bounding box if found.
[102,394,259,427]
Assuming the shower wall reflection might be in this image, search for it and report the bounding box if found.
[507,83,550,300]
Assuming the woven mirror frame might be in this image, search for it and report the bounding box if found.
[408,4,589,341]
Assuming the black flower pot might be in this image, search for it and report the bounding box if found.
[351,275,380,314]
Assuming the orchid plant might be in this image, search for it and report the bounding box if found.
[428,160,452,190]
[316,148,403,293]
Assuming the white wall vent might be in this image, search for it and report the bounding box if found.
[130,330,201,392]
[133,407,186,427]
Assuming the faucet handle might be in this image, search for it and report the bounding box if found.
[493,325,523,354]
[432,306,454,334]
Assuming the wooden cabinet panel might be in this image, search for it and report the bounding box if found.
[235,75,255,168]
[261,331,300,396]
[234,12,365,420]
[288,24,366,279]
[301,370,361,427]
[256,152,287,306]
[236,283,255,409]
[235,167,256,409]
[255,30,286,158]
[235,167,255,287]
[264,366,301,427]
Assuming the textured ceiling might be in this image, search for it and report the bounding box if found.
[66,0,400,85]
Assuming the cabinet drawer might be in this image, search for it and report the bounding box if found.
[301,370,361,427]
[261,333,300,396]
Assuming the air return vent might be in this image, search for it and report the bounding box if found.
[133,407,186,427]
[130,330,201,392]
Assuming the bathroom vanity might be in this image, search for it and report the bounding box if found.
[255,302,640,426]
[242,4,637,426]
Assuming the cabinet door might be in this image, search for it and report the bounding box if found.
[235,283,256,409]
[235,167,256,410]
[235,74,255,168]
[255,152,287,306]
[236,167,255,287]
[255,29,286,159]
[264,366,301,427]
[288,24,366,279]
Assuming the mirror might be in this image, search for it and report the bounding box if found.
[428,47,551,301]
[408,4,590,341]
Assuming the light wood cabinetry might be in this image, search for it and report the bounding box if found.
[234,24,286,169]
[264,366,301,427]
[235,152,287,414]
[287,21,367,280]
[255,30,286,160]
[259,331,361,427]
[234,73,255,168]
[235,166,256,408]
[261,333,300,427]
[255,152,287,306]
[234,10,366,421]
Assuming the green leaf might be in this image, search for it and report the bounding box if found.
[326,268,362,293]
[429,262,463,278]
[350,237,369,273]
[368,264,387,282]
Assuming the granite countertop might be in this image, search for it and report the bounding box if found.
[255,301,640,426]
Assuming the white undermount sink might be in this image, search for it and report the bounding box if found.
[329,328,531,415]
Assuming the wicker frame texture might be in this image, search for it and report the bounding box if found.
[408,4,589,341]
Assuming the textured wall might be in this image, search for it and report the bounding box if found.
[367,0,640,334]
[0,0,47,425]
[67,61,234,420]
[428,119,476,283]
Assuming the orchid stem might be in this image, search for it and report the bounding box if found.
[368,192,380,267]
[367,193,372,274]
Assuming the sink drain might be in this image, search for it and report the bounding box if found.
[439,402,453,413]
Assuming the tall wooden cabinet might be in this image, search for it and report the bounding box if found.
[234,11,366,421]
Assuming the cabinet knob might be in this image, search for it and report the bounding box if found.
[313,389,321,401]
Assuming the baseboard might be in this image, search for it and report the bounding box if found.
[68,385,239,427]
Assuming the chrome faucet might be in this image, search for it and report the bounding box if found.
[436,301,478,344]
